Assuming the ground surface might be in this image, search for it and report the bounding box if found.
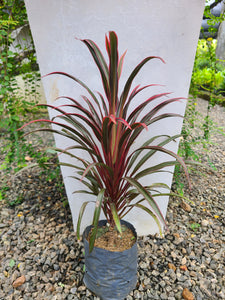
[0,98,224,300]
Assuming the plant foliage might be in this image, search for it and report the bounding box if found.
[20,31,190,252]
[0,0,41,172]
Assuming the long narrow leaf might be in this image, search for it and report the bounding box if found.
[118,50,126,79]
[108,31,118,114]
[131,203,163,236]
[124,177,166,227]
[150,192,193,204]
[89,189,105,252]
[136,145,191,188]
[122,84,164,119]
[81,162,113,182]
[129,134,181,175]
[81,39,109,98]
[77,201,94,241]
[110,202,122,234]
[120,56,165,109]
[125,135,176,175]
[127,92,171,124]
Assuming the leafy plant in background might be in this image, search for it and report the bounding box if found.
[174,2,225,193]
[20,31,190,252]
[188,37,225,142]
[0,0,43,172]
[177,40,224,165]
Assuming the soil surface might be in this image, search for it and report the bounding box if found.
[88,224,136,252]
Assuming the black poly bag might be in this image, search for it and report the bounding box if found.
[83,220,138,300]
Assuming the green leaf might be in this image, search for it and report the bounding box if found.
[118,51,126,79]
[108,31,118,114]
[120,56,165,110]
[132,203,163,236]
[140,145,191,188]
[9,259,15,268]
[110,202,122,234]
[124,177,166,227]
[76,201,93,241]
[89,189,105,252]
[134,160,179,180]
[81,38,109,98]
[151,192,193,204]
[130,134,181,176]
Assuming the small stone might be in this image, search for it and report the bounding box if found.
[174,237,184,245]
[182,288,194,300]
[42,276,49,283]
[160,292,168,299]
[70,286,77,294]
[189,271,197,277]
[201,220,209,227]
[12,275,26,288]
[180,201,191,212]
[53,264,60,271]
[86,289,92,297]
[77,285,86,292]
[173,233,180,238]
[152,270,160,276]
[11,270,20,283]
[134,290,143,298]
[42,265,49,272]
[143,278,150,286]
[139,262,148,269]
[159,281,166,288]
[171,251,177,259]
[217,291,225,299]
[168,263,176,271]
[181,257,187,265]
[180,265,188,271]
[213,250,223,260]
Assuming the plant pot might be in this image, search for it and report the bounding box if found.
[83,220,138,300]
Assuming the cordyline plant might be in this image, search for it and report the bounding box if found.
[20,31,190,252]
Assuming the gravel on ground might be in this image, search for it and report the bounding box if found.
[0,98,224,300]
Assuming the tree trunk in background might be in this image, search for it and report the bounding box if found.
[216,2,225,64]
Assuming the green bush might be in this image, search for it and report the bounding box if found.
[193,68,224,90]
[0,0,43,172]
[190,38,225,101]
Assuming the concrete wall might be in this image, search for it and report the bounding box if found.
[25,0,205,235]
[15,74,46,104]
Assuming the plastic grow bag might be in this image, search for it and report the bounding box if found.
[83,220,138,300]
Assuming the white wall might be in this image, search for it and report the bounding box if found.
[25,0,205,235]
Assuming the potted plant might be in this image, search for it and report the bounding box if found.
[20,31,190,300]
